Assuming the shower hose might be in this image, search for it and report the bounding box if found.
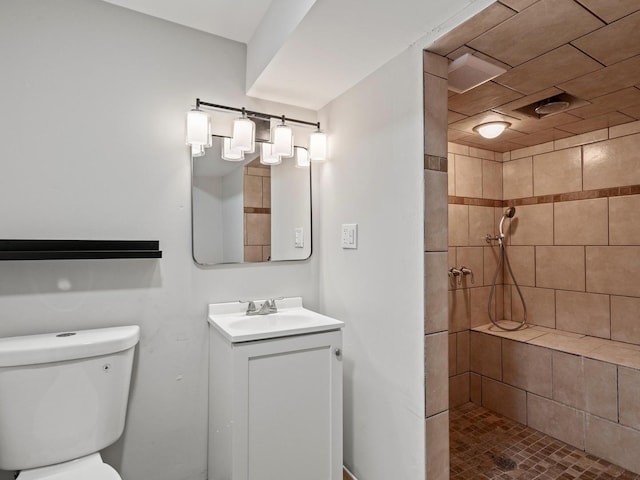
[487,240,527,331]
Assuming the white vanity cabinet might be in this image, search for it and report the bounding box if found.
[208,298,343,480]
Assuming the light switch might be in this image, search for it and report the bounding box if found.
[341,224,357,249]
[294,227,304,248]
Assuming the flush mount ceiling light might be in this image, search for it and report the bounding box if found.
[473,121,511,139]
[186,99,327,163]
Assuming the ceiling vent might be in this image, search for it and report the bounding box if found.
[513,92,589,118]
[447,54,507,94]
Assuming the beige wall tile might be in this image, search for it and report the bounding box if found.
[482,377,527,424]
[584,358,618,422]
[468,206,495,247]
[262,177,271,208]
[503,339,553,397]
[509,203,553,245]
[610,194,640,245]
[470,286,491,328]
[587,344,640,371]
[262,246,270,262]
[484,246,503,286]
[586,415,640,474]
[449,289,471,332]
[533,147,582,196]
[510,142,554,160]
[424,73,448,158]
[448,204,468,247]
[554,198,608,246]
[425,170,448,252]
[504,246,535,287]
[556,290,610,338]
[246,213,271,245]
[503,157,533,200]
[576,0,639,23]
[584,135,640,190]
[609,121,640,139]
[619,366,640,430]
[448,142,469,156]
[530,333,608,356]
[482,160,502,200]
[528,394,585,449]
[448,334,457,377]
[470,373,482,405]
[503,284,512,320]
[244,174,263,208]
[426,411,449,480]
[470,331,502,380]
[449,373,470,408]
[423,51,448,78]
[470,147,495,161]
[554,129,608,150]
[457,331,470,374]
[553,351,585,410]
[447,154,455,195]
[536,246,585,291]
[426,332,449,417]
[586,246,640,297]
[244,245,262,262]
[457,247,484,286]
[455,155,483,198]
[425,252,449,334]
[611,296,640,345]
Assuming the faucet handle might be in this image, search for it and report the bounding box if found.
[239,300,257,314]
[460,266,475,285]
[267,297,283,312]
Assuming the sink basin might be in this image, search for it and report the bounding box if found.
[208,297,344,342]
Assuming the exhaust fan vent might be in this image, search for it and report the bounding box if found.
[513,92,589,118]
[448,54,507,94]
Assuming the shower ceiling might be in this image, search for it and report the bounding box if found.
[429,0,640,152]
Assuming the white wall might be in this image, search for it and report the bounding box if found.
[316,44,426,480]
[0,2,317,480]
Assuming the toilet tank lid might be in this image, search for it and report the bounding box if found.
[0,326,140,367]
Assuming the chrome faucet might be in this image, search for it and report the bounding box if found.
[241,298,280,316]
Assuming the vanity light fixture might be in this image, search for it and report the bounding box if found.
[473,121,511,139]
[186,98,327,161]
[295,147,310,168]
[309,125,327,161]
[231,108,255,153]
[221,137,244,161]
[191,144,205,158]
[260,143,281,165]
[186,108,212,148]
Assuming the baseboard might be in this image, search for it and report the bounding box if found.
[343,466,357,480]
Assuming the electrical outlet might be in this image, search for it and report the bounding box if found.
[341,224,357,249]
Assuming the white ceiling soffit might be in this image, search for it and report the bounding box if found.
[101,0,274,43]
[247,0,496,110]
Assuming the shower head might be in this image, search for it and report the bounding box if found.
[504,207,516,218]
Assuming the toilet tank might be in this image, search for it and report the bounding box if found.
[0,326,140,471]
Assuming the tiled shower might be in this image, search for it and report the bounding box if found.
[447,122,640,474]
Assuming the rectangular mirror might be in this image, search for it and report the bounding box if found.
[191,135,312,265]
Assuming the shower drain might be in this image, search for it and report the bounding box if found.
[494,456,517,471]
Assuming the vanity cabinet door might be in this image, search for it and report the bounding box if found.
[232,330,342,480]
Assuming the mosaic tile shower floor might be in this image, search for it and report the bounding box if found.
[450,403,640,480]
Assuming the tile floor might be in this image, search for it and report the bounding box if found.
[450,403,640,479]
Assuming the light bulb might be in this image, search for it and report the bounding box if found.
[186,109,212,147]
[473,121,511,139]
[295,147,310,168]
[271,123,293,157]
[260,142,281,165]
[221,137,244,161]
[309,129,327,161]
[231,115,255,153]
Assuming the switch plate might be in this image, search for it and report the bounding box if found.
[341,224,358,249]
[294,227,304,248]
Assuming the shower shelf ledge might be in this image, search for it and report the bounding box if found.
[0,239,162,261]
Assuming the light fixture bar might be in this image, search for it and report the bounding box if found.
[195,98,320,129]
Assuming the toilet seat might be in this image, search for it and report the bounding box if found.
[17,453,121,480]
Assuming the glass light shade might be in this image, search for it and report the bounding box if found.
[271,124,294,157]
[260,142,281,165]
[473,121,510,139]
[295,147,310,168]
[309,130,327,161]
[186,109,212,147]
[221,137,244,161]
[191,144,205,157]
[231,116,255,153]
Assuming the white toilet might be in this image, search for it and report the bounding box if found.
[0,325,140,479]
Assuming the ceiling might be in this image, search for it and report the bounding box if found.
[430,0,640,152]
[101,0,495,110]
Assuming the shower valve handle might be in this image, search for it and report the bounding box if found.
[460,266,474,284]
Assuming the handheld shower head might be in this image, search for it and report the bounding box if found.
[499,207,516,240]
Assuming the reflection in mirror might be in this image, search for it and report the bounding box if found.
[192,136,312,265]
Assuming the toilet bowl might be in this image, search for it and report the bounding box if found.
[0,326,139,479]
[16,454,120,480]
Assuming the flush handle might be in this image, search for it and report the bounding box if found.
[335,348,342,358]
